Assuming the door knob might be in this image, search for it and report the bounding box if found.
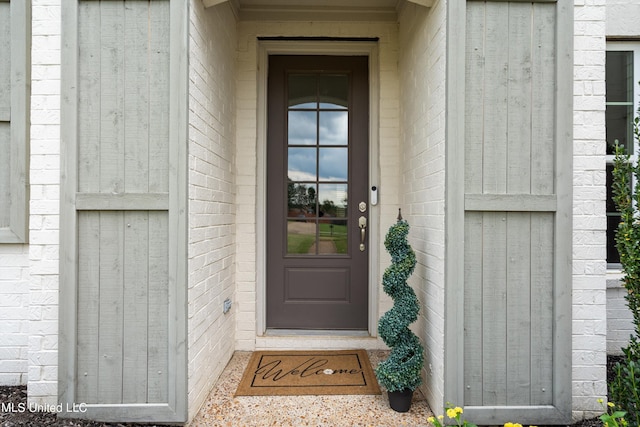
[359,216,367,252]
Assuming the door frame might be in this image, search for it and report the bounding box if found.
[256,39,380,336]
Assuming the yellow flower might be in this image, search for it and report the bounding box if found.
[446,408,458,418]
[427,416,435,424]
[608,402,615,408]
[438,415,444,420]
[598,398,604,404]
[454,407,463,415]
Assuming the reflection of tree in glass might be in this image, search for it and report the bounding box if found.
[287,179,316,214]
[320,200,336,217]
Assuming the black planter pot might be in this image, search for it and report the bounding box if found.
[387,388,414,412]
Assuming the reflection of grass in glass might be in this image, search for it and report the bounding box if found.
[288,233,315,254]
[319,223,348,254]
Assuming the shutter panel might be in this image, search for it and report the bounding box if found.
[59,1,187,422]
[0,0,29,243]
[447,0,573,424]
[0,1,10,231]
[0,1,10,122]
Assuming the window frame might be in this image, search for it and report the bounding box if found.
[606,42,640,270]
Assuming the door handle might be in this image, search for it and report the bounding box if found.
[359,216,367,252]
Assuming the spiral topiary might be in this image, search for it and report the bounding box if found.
[375,210,424,393]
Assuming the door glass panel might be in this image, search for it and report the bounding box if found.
[289,74,318,108]
[319,147,348,181]
[319,75,348,109]
[288,111,317,145]
[288,182,317,216]
[287,220,316,254]
[288,147,317,181]
[319,111,348,145]
[286,72,350,256]
[318,183,348,218]
[319,219,347,254]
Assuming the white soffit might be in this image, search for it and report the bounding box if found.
[203,0,433,21]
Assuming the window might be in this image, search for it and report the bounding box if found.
[606,43,640,266]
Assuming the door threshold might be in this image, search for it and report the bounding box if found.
[264,329,370,337]
[256,331,385,351]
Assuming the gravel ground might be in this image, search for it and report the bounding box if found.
[0,384,604,427]
[0,356,623,427]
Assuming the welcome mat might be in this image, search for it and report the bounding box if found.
[235,350,381,396]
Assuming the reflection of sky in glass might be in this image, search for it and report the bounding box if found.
[319,183,348,208]
[286,74,349,184]
[288,147,316,181]
[319,112,348,145]
[288,148,348,182]
[319,148,347,181]
[288,111,316,145]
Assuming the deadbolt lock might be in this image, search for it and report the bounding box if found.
[359,202,367,213]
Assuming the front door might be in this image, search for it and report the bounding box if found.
[266,55,369,329]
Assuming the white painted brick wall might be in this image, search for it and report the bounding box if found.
[572,0,608,419]
[25,0,61,406]
[26,0,61,406]
[398,0,447,411]
[187,1,237,422]
[234,22,258,349]
[606,278,634,355]
[0,245,29,385]
[606,0,640,37]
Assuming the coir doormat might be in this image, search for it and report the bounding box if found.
[235,350,381,396]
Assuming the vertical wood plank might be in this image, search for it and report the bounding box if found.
[506,212,532,404]
[147,212,169,402]
[124,2,150,193]
[98,212,124,404]
[149,2,171,192]
[0,123,9,227]
[100,1,125,194]
[531,3,557,195]
[78,1,101,193]
[7,0,30,243]
[482,2,508,195]
[464,2,485,195]
[482,212,508,405]
[530,213,554,404]
[464,213,484,405]
[76,212,100,403]
[122,211,149,403]
[506,3,532,194]
[0,1,10,120]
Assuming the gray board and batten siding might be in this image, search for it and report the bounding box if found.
[59,0,188,423]
[0,0,30,244]
[446,0,573,424]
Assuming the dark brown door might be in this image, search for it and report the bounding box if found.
[267,55,369,329]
